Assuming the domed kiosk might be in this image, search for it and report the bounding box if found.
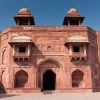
[14,6,35,26]
[63,7,85,26]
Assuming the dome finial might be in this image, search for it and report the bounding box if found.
[67,7,79,14]
[19,6,30,13]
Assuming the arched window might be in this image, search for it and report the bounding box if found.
[72,70,84,87]
[47,46,52,51]
[15,70,28,88]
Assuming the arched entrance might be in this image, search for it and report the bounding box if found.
[43,70,56,90]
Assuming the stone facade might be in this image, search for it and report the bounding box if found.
[0,7,100,93]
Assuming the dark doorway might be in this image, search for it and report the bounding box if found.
[43,70,56,90]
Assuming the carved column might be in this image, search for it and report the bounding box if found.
[12,75,15,88]
[35,69,38,89]
[79,19,81,26]
[68,19,70,26]
[16,46,18,53]
[28,19,31,26]
[0,69,1,82]
[17,19,20,26]
[28,44,30,56]
[84,44,86,55]
[36,71,38,88]
[12,44,15,56]
[34,70,36,88]
[56,73,60,89]
[41,73,43,90]
[69,44,72,55]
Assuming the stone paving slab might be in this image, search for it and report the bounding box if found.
[0,93,100,100]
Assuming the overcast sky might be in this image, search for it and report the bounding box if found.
[0,0,100,30]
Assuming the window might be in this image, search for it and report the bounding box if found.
[47,46,52,51]
[19,47,26,53]
[73,46,79,52]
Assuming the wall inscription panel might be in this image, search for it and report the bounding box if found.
[35,36,65,44]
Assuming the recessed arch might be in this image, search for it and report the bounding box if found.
[72,69,84,87]
[37,58,62,90]
[14,70,28,88]
[38,58,62,69]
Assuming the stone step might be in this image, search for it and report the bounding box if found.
[43,90,52,94]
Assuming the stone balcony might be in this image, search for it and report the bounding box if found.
[69,52,86,61]
[12,52,29,61]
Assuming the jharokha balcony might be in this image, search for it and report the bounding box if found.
[12,52,29,61]
[69,52,87,61]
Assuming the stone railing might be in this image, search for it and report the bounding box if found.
[13,52,29,57]
[70,52,86,57]
[70,52,86,61]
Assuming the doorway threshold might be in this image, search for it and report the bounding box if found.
[43,90,52,94]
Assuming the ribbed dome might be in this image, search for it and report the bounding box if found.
[67,7,78,14]
[19,7,30,13]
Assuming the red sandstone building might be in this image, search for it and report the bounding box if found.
[0,7,100,93]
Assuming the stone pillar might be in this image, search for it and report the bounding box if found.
[12,75,15,88]
[28,19,31,26]
[7,68,9,88]
[84,44,86,55]
[34,71,36,88]
[68,19,70,26]
[0,69,1,82]
[56,70,62,89]
[34,69,38,89]
[56,73,58,89]
[79,19,81,26]
[41,73,43,90]
[17,19,20,26]
[36,71,38,88]
[28,44,30,56]
[69,44,72,55]
[12,44,15,56]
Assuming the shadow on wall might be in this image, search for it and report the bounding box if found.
[0,81,6,93]
[0,94,20,98]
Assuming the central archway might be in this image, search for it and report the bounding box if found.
[43,70,56,90]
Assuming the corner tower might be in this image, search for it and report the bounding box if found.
[14,6,35,26]
[63,7,85,26]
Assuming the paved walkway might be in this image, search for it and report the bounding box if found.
[0,93,100,100]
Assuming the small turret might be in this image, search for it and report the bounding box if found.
[13,6,35,26]
[63,7,85,26]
